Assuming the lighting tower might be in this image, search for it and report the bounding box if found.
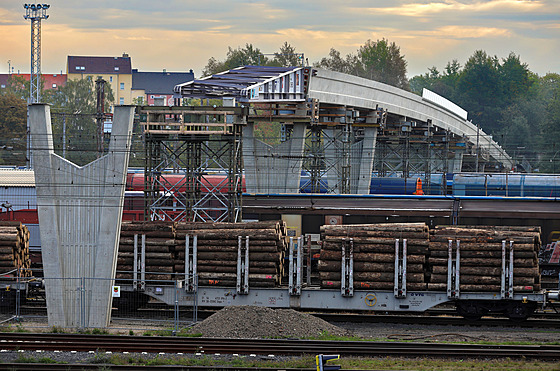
[23,3,49,168]
[24,3,49,103]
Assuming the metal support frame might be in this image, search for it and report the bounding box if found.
[142,106,245,222]
[394,239,407,298]
[341,238,354,297]
[447,239,461,298]
[184,235,198,293]
[501,240,514,299]
[288,237,302,296]
[237,236,249,295]
[133,234,146,291]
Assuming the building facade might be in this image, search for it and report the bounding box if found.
[67,54,133,105]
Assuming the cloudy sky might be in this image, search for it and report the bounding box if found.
[1,0,559,78]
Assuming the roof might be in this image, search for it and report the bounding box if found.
[132,70,194,95]
[0,74,67,90]
[0,169,35,187]
[174,65,304,101]
[67,55,132,75]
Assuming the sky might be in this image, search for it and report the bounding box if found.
[1,0,559,78]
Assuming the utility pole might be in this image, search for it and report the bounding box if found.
[23,3,50,168]
[95,77,106,158]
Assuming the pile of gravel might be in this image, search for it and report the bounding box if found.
[188,306,350,339]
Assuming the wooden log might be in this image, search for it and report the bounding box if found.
[143,266,174,273]
[175,229,280,240]
[119,238,176,246]
[431,266,539,277]
[176,238,281,247]
[191,245,279,253]
[194,265,278,274]
[197,272,277,280]
[320,271,425,282]
[0,234,18,242]
[322,230,429,239]
[429,250,537,259]
[0,247,14,254]
[118,245,171,253]
[426,283,540,292]
[120,221,175,231]
[323,236,429,246]
[0,253,15,260]
[430,235,537,244]
[118,252,173,259]
[197,279,275,288]
[321,223,428,233]
[176,221,281,230]
[321,280,427,290]
[318,260,424,273]
[174,260,278,269]
[428,257,536,267]
[321,241,428,254]
[117,258,175,266]
[320,250,425,263]
[120,230,175,238]
[429,274,535,285]
[429,241,536,251]
[176,251,281,262]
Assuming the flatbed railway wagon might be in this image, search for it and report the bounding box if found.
[108,222,559,321]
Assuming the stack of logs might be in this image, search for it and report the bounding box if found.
[318,223,429,290]
[117,221,175,280]
[0,222,32,277]
[427,226,541,292]
[174,221,287,287]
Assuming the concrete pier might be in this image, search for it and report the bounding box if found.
[30,104,134,328]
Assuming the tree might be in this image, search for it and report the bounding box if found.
[272,42,303,67]
[47,77,115,165]
[314,48,353,74]
[499,52,533,105]
[314,39,409,90]
[356,39,409,90]
[202,44,269,76]
[0,93,27,165]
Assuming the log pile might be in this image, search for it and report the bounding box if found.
[117,221,176,281]
[174,221,287,287]
[427,226,541,292]
[318,223,429,290]
[0,222,32,277]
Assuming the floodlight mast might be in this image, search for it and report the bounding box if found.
[24,3,49,103]
[23,3,49,169]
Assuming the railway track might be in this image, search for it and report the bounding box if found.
[14,305,560,329]
[1,333,559,360]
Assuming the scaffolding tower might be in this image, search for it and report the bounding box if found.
[141,106,247,222]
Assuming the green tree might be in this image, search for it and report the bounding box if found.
[356,39,409,90]
[202,44,269,76]
[0,93,27,165]
[272,42,303,67]
[314,39,409,90]
[48,77,114,165]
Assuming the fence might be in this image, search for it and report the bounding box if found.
[0,269,198,334]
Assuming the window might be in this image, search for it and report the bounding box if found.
[52,83,57,88]
[119,97,124,105]
[114,67,119,71]
[0,85,5,89]
[109,76,113,82]
[75,66,85,71]
[120,82,125,90]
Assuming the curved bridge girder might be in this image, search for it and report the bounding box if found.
[307,69,512,169]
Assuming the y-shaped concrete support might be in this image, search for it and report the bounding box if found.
[30,104,134,328]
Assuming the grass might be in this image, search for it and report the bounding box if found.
[13,354,66,364]
[97,354,559,370]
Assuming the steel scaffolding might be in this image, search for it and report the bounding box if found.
[141,106,247,222]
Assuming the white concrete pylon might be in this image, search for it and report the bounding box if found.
[30,104,134,328]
